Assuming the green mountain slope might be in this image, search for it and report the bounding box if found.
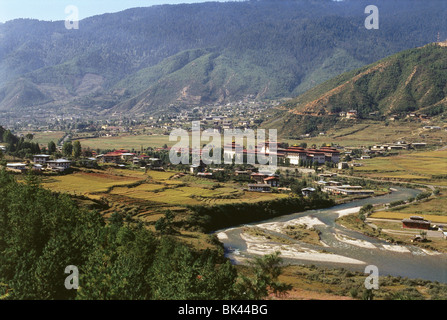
[268,43,447,136]
[110,48,307,113]
[1,0,447,113]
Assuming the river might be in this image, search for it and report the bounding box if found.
[215,187,447,283]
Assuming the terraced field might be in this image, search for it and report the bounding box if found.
[41,167,290,219]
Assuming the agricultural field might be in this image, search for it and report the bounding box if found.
[21,130,66,146]
[283,120,447,148]
[76,134,172,150]
[370,193,447,223]
[370,212,447,224]
[40,167,290,218]
[352,150,447,185]
[41,168,146,196]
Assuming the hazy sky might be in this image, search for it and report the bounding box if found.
[0,0,232,23]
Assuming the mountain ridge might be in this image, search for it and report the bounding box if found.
[1,0,447,113]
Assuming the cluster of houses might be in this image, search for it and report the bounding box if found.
[7,155,72,173]
[5,149,165,173]
[370,141,427,153]
[312,172,374,196]
[96,149,163,170]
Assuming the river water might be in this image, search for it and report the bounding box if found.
[215,187,447,283]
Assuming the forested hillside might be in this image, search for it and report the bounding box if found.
[265,43,447,136]
[0,170,292,299]
[1,0,447,113]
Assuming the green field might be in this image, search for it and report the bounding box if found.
[77,134,172,150]
[22,131,66,146]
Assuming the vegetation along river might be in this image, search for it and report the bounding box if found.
[215,187,447,283]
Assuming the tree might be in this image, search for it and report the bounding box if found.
[155,210,176,235]
[3,130,15,145]
[48,141,57,154]
[72,141,82,159]
[235,252,291,299]
[62,142,73,157]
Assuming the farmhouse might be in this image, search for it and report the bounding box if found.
[250,172,269,183]
[6,163,27,173]
[411,143,427,149]
[98,152,123,164]
[322,185,374,196]
[263,176,279,187]
[301,187,316,197]
[32,164,44,171]
[247,184,271,193]
[33,154,51,164]
[402,216,431,230]
[47,159,71,171]
[346,110,358,119]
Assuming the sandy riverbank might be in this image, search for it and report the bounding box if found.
[256,216,325,233]
[240,232,366,265]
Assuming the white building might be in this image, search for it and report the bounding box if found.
[33,154,51,164]
[47,159,71,171]
[6,163,27,172]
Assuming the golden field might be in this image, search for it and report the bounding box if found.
[40,167,289,210]
[353,150,447,185]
